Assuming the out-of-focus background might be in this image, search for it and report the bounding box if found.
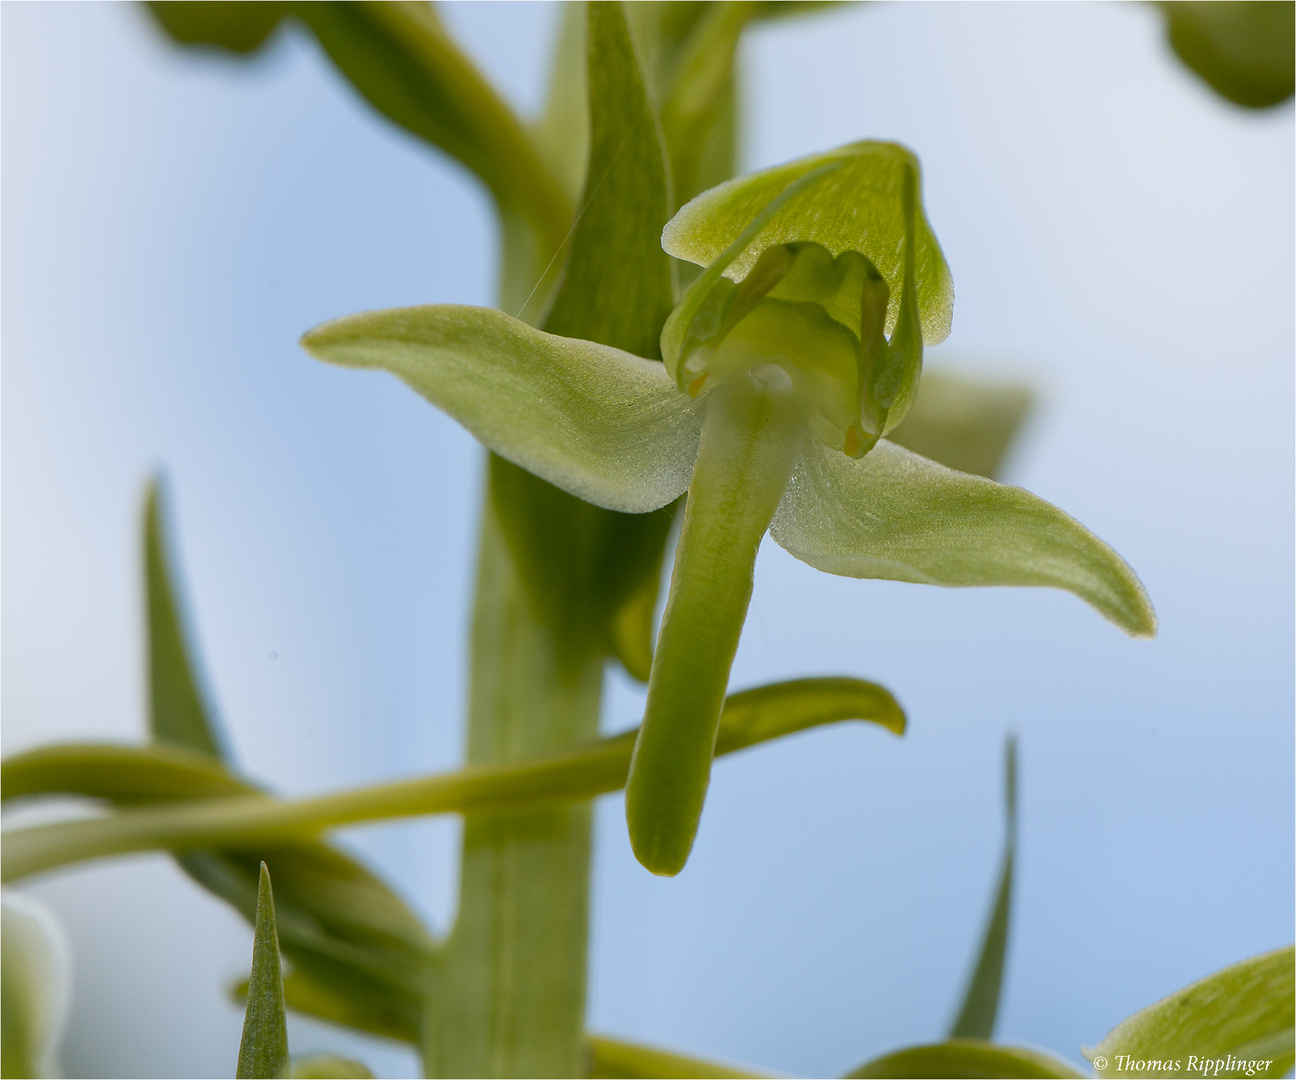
[2,3,1291,1077]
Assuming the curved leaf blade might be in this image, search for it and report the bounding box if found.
[302,305,704,514]
[846,1040,1085,1079]
[662,141,953,345]
[1,741,250,805]
[769,439,1156,637]
[145,479,227,759]
[716,676,904,750]
[1086,946,1295,1078]
[949,735,1017,1039]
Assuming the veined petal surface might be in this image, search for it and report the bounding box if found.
[770,439,1156,637]
[303,305,703,514]
[662,141,953,344]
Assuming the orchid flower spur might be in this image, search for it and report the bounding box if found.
[302,140,1156,877]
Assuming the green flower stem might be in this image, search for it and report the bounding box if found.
[429,501,602,1078]
[626,373,809,875]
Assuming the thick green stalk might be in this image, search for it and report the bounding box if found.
[626,374,808,875]
[428,490,603,1078]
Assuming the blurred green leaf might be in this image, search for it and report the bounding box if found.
[949,736,1017,1039]
[846,1039,1085,1079]
[662,141,953,346]
[146,1,287,54]
[301,305,705,515]
[1,741,249,804]
[193,846,434,1044]
[145,480,227,758]
[533,3,591,205]
[293,2,570,254]
[1086,945,1295,1078]
[290,1053,374,1079]
[1,745,434,1041]
[1159,2,1295,109]
[656,2,753,206]
[584,1032,773,1078]
[887,371,1031,480]
[1,893,70,1080]
[237,863,289,1080]
[139,481,439,1041]
[276,970,418,1044]
[769,439,1157,637]
[2,675,903,879]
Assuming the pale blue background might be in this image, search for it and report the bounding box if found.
[3,3,1292,1078]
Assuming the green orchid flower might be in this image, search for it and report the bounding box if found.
[302,140,1155,877]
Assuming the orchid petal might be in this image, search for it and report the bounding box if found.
[302,305,704,514]
[662,141,953,344]
[770,439,1156,637]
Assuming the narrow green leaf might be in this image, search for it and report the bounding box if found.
[237,863,289,1080]
[662,141,954,346]
[886,371,1031,480]
[293,2,571,256]
[145,479,226,759]
[585,1032,774,1078]
[290,1052,374,1079]
[1158,2,1295,109]
[845,1039,1085,1079]
[1085,945,1295,1078]
[1,893,69,1080]
[1,675,903,880]
[146,1,287,54]
[949,735,1018,1039]
[542,1,675,357]
[769,438,1156,637]
[301,305,704,514]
